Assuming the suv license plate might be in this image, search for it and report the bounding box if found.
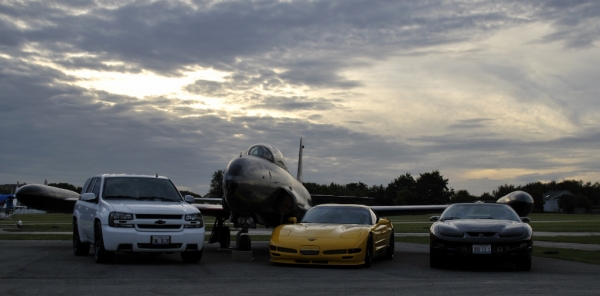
[151,235,171,245]
[473,244,491,254]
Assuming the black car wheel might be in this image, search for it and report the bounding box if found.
[429,247,444,268]
[385,231,395,260]
[363,234,373,268]
[181,249,203,263]
[516,258,531,271]
[219,226,231,249]
[73,219,90,256]
[94,221,114,264]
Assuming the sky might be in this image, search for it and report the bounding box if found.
[1,0,600,196]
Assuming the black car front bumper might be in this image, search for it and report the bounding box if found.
[430,234,532,263]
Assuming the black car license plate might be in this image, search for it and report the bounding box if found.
[473,244,491,254]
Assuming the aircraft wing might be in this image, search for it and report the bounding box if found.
[193,203,229,219]
[310,194,375,206]
[311,194,447,216]
[370,205,448,217]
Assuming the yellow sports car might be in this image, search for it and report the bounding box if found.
[269,204,394,267]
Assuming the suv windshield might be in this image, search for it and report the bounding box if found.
[103,177,181,202]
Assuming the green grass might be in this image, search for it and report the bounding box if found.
[3,224,71,232]
[386,212,600,233]
[529,221,600,232]
[0,234,72,240]
[535,236,600,244]
[529,213,600,221]
[534,246,600,265]
[395,236,429,244]
[0,213,72,225]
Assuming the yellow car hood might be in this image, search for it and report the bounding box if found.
[283,223,367,238]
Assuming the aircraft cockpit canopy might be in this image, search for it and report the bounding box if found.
[245,144,289,172]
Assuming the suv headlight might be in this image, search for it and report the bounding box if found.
[184,213,204,228]
[109,212,134,227]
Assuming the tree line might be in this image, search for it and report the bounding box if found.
[303,172,600,213]
[4,170,599,213]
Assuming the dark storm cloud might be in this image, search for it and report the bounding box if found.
[447,118,494,130]
[247,96,339,111]
[528,0,600,48]
[2,0,600,195]
[5,0,595,87]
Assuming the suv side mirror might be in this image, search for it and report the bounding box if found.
[377,218,390,225]
[81,193,96,201]
[184,195,195,203]
[520,217,530,223]
[430,216,440,222]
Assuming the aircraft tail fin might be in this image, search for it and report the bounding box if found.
[297,137,304,182]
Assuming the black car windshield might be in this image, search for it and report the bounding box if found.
[301,207,372,225]
[440,204,521,221]
[103,177,181,202]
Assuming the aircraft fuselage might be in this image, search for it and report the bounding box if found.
[223,153,311,228]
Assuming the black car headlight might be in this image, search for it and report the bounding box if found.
[109,212,134,227]
[437,225,463,237]
[184,213,204,228]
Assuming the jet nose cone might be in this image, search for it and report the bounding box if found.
[226,158,245,177]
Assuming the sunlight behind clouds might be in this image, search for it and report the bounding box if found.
[65,67,228,100]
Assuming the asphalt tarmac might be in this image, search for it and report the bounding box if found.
[1,240,599,295]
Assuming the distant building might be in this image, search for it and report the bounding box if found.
[543,190,574,212]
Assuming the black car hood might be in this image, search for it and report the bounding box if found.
[443,219,519,233]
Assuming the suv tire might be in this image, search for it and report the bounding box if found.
[94,221,114,264]
[73,219,90,256]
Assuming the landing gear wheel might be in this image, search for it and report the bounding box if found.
[385,231,395,260]
[94,221,114,264]
[219,226,231,249]
[429,247,444,269]
[209,225,220,244]
[238,234,251,251]
[73,220,90,256]
[181,249,203,263]
[363,235,373,268]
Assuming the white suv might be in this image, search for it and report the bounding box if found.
[72,174,205,263]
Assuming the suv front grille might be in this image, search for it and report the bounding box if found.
[135,214,182,219]
[137,224,182,229]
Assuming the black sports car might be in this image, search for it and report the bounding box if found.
[429,203,532,271]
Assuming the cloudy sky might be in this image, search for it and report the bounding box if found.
[2,0,600,196]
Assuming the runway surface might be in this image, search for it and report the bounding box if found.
[1,240,599,295]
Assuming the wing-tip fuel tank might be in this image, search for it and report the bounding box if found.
[15,184,79,213]
[496,190,534,216]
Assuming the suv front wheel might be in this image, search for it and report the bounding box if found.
[94,221,114,264]
[181,250,203,263]
[73,219,90,256]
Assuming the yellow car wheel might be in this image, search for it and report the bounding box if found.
[363,234,373,268]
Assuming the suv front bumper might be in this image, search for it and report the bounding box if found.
[101,225,205,252]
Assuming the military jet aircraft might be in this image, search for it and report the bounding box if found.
[192,138,533,251]
[15,138,534,252]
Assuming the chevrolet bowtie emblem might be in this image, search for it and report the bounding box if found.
[155,220,166,225]
[307,238,317,241]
